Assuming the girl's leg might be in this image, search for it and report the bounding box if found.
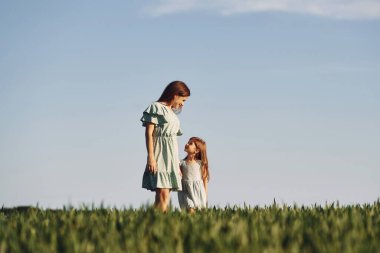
[155,188,170,212]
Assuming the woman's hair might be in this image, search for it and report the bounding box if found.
[186,137,210,182]
[158,81,190,103]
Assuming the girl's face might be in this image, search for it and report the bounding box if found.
[171,95,189,109]
[184,140,198,154]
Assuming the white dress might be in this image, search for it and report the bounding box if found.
[178,160,207,209]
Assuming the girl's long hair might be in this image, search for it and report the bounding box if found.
[158,81,190,103]
[186,137,210,182]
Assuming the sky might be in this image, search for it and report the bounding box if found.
[1,0,379,209]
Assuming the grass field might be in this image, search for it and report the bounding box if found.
[1,201,379,253]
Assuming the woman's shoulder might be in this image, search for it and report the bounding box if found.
[146,101,165,109]
[143,101,167,115]
[141,102,170,126]
[151,101,163,107]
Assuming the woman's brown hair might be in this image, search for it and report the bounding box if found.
[158,81,190,103]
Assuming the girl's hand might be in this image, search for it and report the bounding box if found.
[147,157,157,173]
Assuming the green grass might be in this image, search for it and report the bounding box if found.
[1,201,379,253]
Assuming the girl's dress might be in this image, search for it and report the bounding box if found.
[141,102,182,191]
[178,160,207,209]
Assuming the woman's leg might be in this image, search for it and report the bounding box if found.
[155,188,170,212]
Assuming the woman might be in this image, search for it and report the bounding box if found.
[140,81,190,212]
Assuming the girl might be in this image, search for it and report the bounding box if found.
[178,137,210,213]
[141,81,190,212]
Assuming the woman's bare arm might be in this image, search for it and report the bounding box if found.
[145,123,157,173]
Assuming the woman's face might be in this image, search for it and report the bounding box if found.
[171,95,189,109]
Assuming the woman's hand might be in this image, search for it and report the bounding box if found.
[147,156,157,173]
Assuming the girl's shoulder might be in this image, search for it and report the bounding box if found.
[180,159,187,167]
[180,159,201,168]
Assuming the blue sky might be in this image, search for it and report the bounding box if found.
[1,0,379,208]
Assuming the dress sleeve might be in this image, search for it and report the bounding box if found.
[140,103,168,126]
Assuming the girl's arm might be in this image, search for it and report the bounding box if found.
[145,123,157,173]
[203,179,208,200]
